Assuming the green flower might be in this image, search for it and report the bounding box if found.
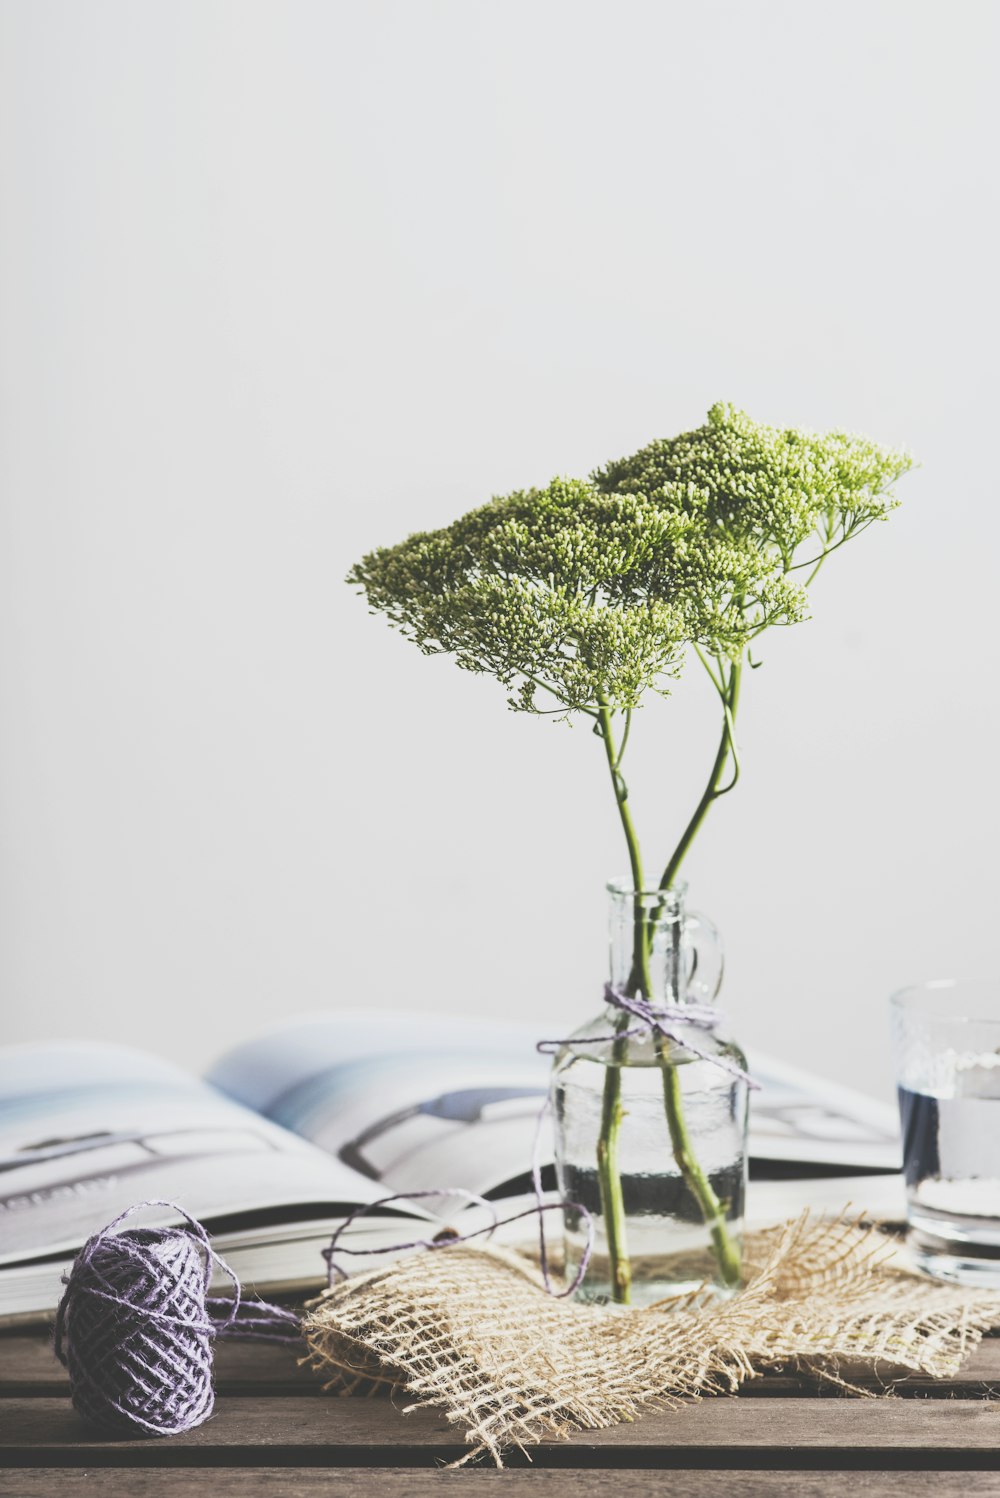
[348,406,912,714]
[594,401,911,607]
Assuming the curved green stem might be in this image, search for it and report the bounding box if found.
[659,660,742,892]
[614,707,633,770]
[786,516,875,581]
[597,701,644,896]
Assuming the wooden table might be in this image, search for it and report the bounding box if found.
[3,1323,1000,1495]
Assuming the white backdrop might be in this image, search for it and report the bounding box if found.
[1,0,997,1099]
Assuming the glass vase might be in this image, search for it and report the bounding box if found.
[551,881,749,1305]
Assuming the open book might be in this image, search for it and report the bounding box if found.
[0,1013,904,1321]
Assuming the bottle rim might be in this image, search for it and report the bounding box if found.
[606,877,688,903]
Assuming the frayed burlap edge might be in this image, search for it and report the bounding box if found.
[301,1213,1000,1467]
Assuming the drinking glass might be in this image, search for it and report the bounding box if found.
[891,980,1000,1285]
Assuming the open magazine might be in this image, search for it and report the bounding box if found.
[0,1012,903,1321]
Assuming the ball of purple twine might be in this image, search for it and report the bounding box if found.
[54,1201,300,1436]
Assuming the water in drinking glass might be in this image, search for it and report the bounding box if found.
[892,981,1000,1286]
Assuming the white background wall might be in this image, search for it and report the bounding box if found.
[1,0,997,1100]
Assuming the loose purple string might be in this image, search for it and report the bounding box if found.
[537,983,760,1090]
[324,1100,594,1298]
[323,987,754,1298]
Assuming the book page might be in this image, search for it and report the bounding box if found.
[0,1041,390,1266]
[208,1011,551,1200]
[208,1011,902,1200]
[745,1051,900,1172]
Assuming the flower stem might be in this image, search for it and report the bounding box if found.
[655,656,745,1286]
[659,1045,741,1285]
[660,660,743,892]
[596,1061,630,1302]
[592,666,746,1299]
[595,699,642,1304]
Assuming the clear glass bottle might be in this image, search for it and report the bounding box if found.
[551,881,749,1305]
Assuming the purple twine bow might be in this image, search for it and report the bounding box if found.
[537,983,760,1090]
[323,1102,594,1298]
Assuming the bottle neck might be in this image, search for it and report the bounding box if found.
[607,882,688,1006]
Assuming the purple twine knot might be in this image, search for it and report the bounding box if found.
[54,1201,300,1436]
[537,984,760,1089]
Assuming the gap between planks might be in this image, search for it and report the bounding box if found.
[2,1395,1000,1470]
[4,1469,1000,1497]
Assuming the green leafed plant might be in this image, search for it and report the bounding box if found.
[348,402,912,1298]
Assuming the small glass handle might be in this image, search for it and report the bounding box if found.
[683,910,724,1003]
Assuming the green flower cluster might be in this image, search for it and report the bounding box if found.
[347,404,911,715]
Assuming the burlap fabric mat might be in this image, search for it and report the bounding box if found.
[302,1214,1000,1466]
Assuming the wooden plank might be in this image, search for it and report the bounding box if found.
[5,1331,1000,1397]
[3,1471,1000,1498]
[0,1334,315,1396]
[2,1395,1000,1468]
